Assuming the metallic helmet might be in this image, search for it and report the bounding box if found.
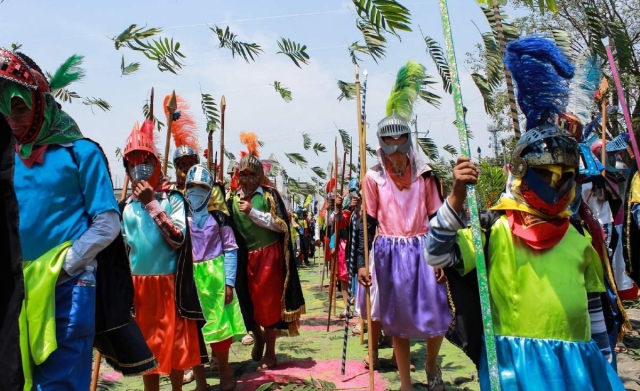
[173,145,200,166]
[238,153,264,176]
[185,164,214,190]
[376,113,412,155]
[509,124,580,179]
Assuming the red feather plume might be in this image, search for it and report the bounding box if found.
[164,94,199,151]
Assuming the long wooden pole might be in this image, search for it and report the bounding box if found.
[163,91,177,175]
[355,64,374,390]
[219,96,227,182]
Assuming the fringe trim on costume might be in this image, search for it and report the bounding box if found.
[264,191,305,324]
[599,242,633,342]
[98,352,159,376]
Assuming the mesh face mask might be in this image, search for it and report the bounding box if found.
[129,164,155,183]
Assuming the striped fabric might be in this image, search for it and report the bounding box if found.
[424,199,466,269]
[588,292,612,362]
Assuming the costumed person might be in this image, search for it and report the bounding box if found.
[226,132,305,370]
[1,50,156,391]
[356,61,450,391]
[184,164,246,391]
[166,94,218,388]
[425,36,625,390]
[289,212,302,266]
[328,193,352,318]
[121,118,201,391]
[560,114,632,370]
[316,179,337,267]
[0,114,24,390]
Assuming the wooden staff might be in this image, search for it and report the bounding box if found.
[163,91,177,175]
[355,65,375,390]
[599,77,609,176]
[327,137,339,331]
[219,96,227,182]
[213,152,218,181]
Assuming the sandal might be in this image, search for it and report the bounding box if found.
[241,334,255,346]
[256,357,278,372]
[182,369,195,384]
[390,352,416,372]
[615,342,628,353]
[363,350,379,370]
[426,365,445,391]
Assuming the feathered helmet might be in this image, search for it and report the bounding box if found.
[505,36,579,217]
[123,119,161,187]
[0,49,78,145]
[238,132,263,175]
[166,94,200,181]
[377,61,426,155]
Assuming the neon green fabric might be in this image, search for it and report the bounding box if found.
[19,241,72,391]
[193,255,246,344]
[232,193,279,251]
[456,216,604,341]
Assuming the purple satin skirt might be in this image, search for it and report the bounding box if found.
[373,235,450,339]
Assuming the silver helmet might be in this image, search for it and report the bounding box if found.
[173,145,200,166]
[376,113,412,155]
[185,164,214,190]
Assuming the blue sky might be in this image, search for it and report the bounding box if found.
[0,0,503,185]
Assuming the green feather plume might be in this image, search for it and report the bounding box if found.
[49,55,85,91]
[386,60,426,119]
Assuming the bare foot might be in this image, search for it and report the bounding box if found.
[251,330,265,362]
[219,369,236,391]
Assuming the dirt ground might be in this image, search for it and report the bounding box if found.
[94,256,640,390]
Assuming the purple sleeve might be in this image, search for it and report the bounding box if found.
[220,225,238,253]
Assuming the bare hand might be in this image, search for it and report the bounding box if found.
[315,240,322,246]
[225,285,234,305]
[350,196,360,208]
[134,180,155,205]
[449,157,479,214]
[335,196,343,209]
[357,267,371,287]
[238,200,253,215]
[435,268,447,284]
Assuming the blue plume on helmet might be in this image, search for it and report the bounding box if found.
[505,36,576,131]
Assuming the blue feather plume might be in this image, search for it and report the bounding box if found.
[567,55,602,126]
[505,36,576,131]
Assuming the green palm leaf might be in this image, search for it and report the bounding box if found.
[443,144,458,156]
[302,132,312,150]
[365,143,377,157]
[417,137,439,161]
[423,36,452,94]
[11,42,22,51]
[312,142,327,155]
[112,24,162,50]
[311,166,327,179]
[284,152,308,168]
[584,7,606,57]
[200,91,220,133]
[551,29,576,59]
[471,72,496,115]
[479,5,519,42]
[353,0,412,36]
[348,42,369,65]
[136,37,186,74]
[287,177,302,192]
[420,75,442,108]
[52,88,80,103]
[277,38,310,68]
[476,0,557,13]
[211,25,263,63]
[143,102,165,131]
[120,55,140,76]
[481,32,503,89]
[82,97,111,113]
[224,148,235,161]
[357,19,387,63]
[338,129,352,151]
[607,21,633,72]
[337,80,357,102]
[273,81,292,102]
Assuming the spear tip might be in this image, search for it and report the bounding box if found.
[167,90,177,113]
[221,95,227,110]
